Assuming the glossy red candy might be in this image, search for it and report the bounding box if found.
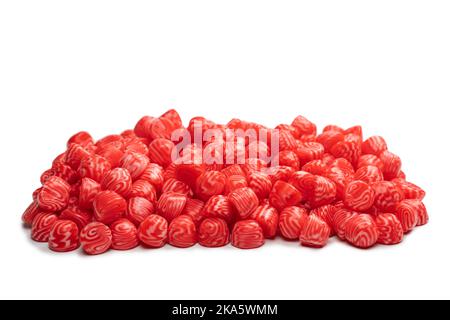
[345,214,379,249]
[395,199,420,232]
[196,171,226,201]
[37,176,70,212]
[22,201,41,227]
[110,218,139,250]
[299,215,331,248]
[156,192,187,223]
[138,214,168,248]
[59,206,92,230]
[375,213,404,245]
[78,178,101,209]
[93,190,127,225]
[80,222,112,255]
[198,218,230,247]
[250,205,279,239]
[372,181,404,212]
[278,206,309,240]
[168,215,197,248]
[101,168,132,197]
[120,152,150,180]
[48,220,80,252]
[31,213,59,242]
[269,181,302,212]
[344,180,375,212]
[182,198,205,226]
[228,187,259,220]
[203,195,235,224]
[362,136,387,155]
[78,154,111,183]
[126,197,154,226]
[231,220,265,249]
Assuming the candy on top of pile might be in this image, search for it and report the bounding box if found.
[22,109,428,254]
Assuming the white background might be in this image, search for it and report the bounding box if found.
[0,1,449,300]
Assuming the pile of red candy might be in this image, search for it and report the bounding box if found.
[22,109,428,254]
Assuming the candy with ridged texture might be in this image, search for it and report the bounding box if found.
[59,206,92,231]
[198,218,230,247]
[415,201,429,226]
[332,208,357,240]
[80,222,112,255]
[295,142,324,164]
[195,171,226,201]
[37,176,70,212]
[345,214,378,249]
[48,220,80,252]
[110,218,139,250]
[65,143,91,170]
[247,171,272,199]
[317,130,345,152]
[250,205,279,238]
[357,154,384,172]
[175,163,205,190]
[126,197,154,226]
[120,152,150,180]
[22,201,41,227]
[395,199,420,232]
[31,213,59,242]
[93,190,127,225]
[379,150,402,180]
[375,213,404,245]
[148,138,175,168]
[228,187,259,220]
[224,174,248,195]
[168,215,197,248]
[310,204,336,236]
[78,154,111,183]
[344,180,375,212]
[101,168,132,197]
[203,195,235,224]
[277,150,300,171]
[140,164,164,192]
[269,180,302,212]
[372,181,404,212]
[309,175,336,208]
[134,116,156,140]
[362,136,387,156]
[138,214,168,248]
[355,165,383,184]
[278,206,309,240]
[231,220,265,249]
[156,192,187,223]
[392,179,425,200]
[129,180,157,203]
[288,171,316,200]
[291,115,317,137]
[299,215,331,248]
[330,135,362,166]
[67,131,94,148]
[181,198,205,226]
[78,178,101,210]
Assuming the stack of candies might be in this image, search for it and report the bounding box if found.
[22,109,428,254]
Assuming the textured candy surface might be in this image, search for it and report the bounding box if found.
[198,218,230,247]
[168,215,197,248]
[299,215,330,248]
[231,220,265,249]
[138,215,168,248]
[93,190,127,225]
[80,222,112,255]
[345,214,378,249]
[21,110,428,253]
[110,218,139,250]
[375,213,404,245]
[48,220,80,252]
[278,206,308,240]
